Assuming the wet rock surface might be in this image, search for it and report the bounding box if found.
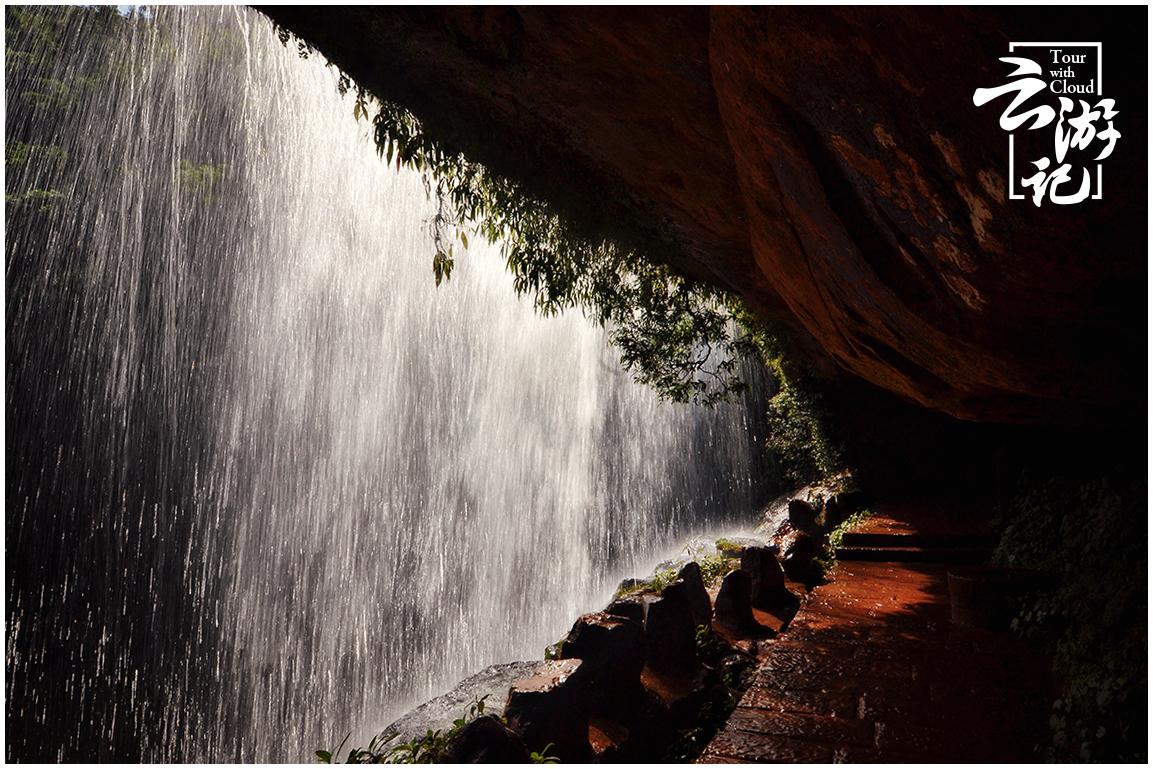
[699,561,1052,763]
[714,570,757,633]
[604,596,647,625]
[441,714,530,763]
[366,490,988,764]
[557,612,646,722]
[781,532,825,587]
[759,474,861,541]
[371,527,811,763]
[786,498,819,533]
[377,660,541,747]
[644,582,701,674]
[677,561,713,630]
[505,658,592,762]
[741,546,797,612]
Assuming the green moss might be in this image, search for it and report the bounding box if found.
[6,140,68,169]
[615,567,678,599]
[20,76,81,112]
[543,639,563,661]
[6,188,65,213]
[178,160,225,193]
[714,538,743,556]
[616,549,738,601]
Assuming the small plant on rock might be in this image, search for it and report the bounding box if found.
[693,623,730,664]
[713,538,744,556]
[614,567,678,599]
[529,742,561,764]
[696,552,737,588]
[316,696,491,764]
[814,508,874,575]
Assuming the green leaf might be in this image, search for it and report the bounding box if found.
[433,252,447,287]
[314,750,331,763]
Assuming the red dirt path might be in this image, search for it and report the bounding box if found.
[699,560,1053,762]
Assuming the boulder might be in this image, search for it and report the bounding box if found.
[588,716,631,762]
[824,488,867,530]
[604,597,646,625]
[543,639,564,661]
[504,659,591,762]
[714,569,756,632]
[787,498,821,533]
[557,612,645,721]
[378,661,540,749]
[608,688,677,761]
[643,581,699,674]
[615,577,645,595]
[741,545,796,611]
[782,531,826,586]
[441,714,531,763]
[676,561,713,629]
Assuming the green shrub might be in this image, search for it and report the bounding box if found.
[713,538,744,556]
[993,475,1146,762]
[765,384,842,485]
[728,304,845,484]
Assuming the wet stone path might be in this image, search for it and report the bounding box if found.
[699,560,1053,762]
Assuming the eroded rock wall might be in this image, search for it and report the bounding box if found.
[261,6,1146,425]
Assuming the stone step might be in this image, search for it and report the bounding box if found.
[834,545,990,564]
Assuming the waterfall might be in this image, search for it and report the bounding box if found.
[5,7,772,762]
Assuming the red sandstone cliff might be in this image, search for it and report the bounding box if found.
[261,6,1147,425]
